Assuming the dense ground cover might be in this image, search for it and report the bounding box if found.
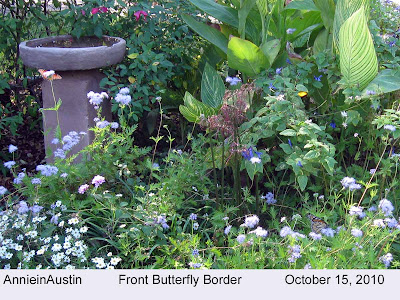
[1,0,400,269]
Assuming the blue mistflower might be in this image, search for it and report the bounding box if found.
[280,226,293,237]
[379,199,394,216]
[224,225,232,235]
[351,228,363,237]
[321,228,335,237]
[236,234,246,244]
[309,232,322,240]
[243,215,259,228]
[380,253,393,268]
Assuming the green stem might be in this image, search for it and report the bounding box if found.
[221,134,225,205]
[255,173,260,215]
[210,135,220,207]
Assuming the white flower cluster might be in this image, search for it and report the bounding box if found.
[115,87,132,105]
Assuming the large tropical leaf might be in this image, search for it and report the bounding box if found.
[227,37,270,77]
[182,14,228,53]
[201,63,225,108]
[313,0,335,29]
[338,8,377,90]
[361,69,400,97]
[285,0,319,11]
[260,39,281,65]
[188,0,261,43]
[179,92,217,123]
[238,0,257,38]
[286,11,323,42]
[333,0,370,50]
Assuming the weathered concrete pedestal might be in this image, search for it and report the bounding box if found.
[19,35,126,161]
[41,70,111,157]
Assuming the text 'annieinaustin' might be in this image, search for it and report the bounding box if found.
[2,274,82,285]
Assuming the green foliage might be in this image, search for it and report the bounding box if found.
[338,7,378,90]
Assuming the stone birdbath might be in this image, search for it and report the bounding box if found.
[19,35,126,160]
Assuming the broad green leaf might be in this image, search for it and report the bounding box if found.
[280,129,297,136]
[287,11,323,42]
[313,28,332,54]
[297,175,308,191]
[361,69,400,97]
[201,63,225,108]
[238,0,257,38]
[189,0,239,27]
[179,92,217,123]
[227,37,270,77]
[333,0,370,50]
[260,39,281,65]
[182,14,228,53]
[313,0,335,29]
[285,0,319,11]
[338,8,377,90]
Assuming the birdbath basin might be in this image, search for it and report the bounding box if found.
[19,35,126,160]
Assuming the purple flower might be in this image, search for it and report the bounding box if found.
[0,186,8,196]
[329,121,336,129]
[78,184,89,194]
[373,219,386,228]
[351,228,363,237]
[50,215,59,225]
[385,218,398,228]
[286,28,297,34]
[379,199,394,216]
[92,175,105,188]
[262,192,276,205]
[280,226,293,237]
[379,253,393,268]
[18,201,29,214]
[276,68,282,75]
[366,90,376,96]
[226,76,242,86]
[8,144,18,153]
[224,225,232,235]
[192,263,202,269]
[286,58,292,65]
[321,228,335,237]
[296,161,303,167]
[236,234,246,244]
[249,226,268,237]
[349,206,366,219]
[30,204,43,215]
[190,213,197,220]
[288,139,293,148]
[309,232,322,240]
[243,215,259,228]
[31,178,42,185]
[193,222,199,230]
[269,83,276,90]
[241,147,261,161]
[314,75,322,82]
[4,161,16,169]
[384,124,396,132]
[192,249,199,256]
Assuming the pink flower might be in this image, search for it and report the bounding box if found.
[92,175,105,188]
[134,10,148,21]
[91,7,100,14]
[78,184,89,194]
[100,6,108,13]
[81,10,86,16]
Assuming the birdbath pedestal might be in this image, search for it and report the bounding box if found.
[19,35,126,160]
